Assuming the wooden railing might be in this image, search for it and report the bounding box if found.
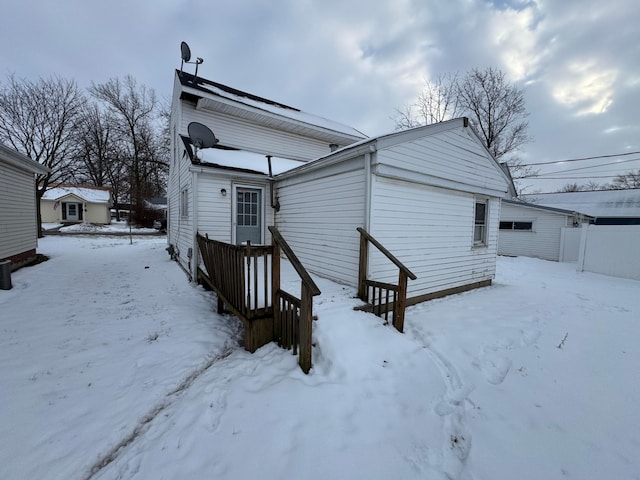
[196,229,320,374]
[196,234,272,321]
[269,226,321,374]
[356,227,417,333]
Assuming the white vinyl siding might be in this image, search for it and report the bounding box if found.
[196,174,273,245]
[0,161,38,260]
[498,202,574,261]
[368,177,500,299]
[181,102,335,161]
[167,134,195,274]
[275,157,366,285]
[375,128,507,195]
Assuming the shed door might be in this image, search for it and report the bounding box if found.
[235,187,262,245]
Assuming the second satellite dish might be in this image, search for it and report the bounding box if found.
[188,122,219,149]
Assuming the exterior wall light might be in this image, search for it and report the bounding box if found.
[221,188,227,196]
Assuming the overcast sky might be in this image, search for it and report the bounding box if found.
[2,0,638,193]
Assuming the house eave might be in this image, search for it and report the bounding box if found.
[0,144,50,175]
[176,70,365,146]
[502,198,592,218]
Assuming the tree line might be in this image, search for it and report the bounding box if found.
[555,171,640,192]
[0,73,169,236]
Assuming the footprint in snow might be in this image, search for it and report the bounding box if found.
[479,352,512,385]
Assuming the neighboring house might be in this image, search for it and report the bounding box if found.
[522,189,640,225]
[498,199,592,262]
[0,144,50,270]
[41,185,112,225]
[169,70,511,302]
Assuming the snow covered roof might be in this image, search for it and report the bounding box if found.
[194,146,305,176]
[177,70,367,145]
[522,189,640,218]
[502,198,592,217]
[42,185,111,204]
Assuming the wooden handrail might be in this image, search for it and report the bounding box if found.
[269,226,320,374]
[357,227,416,333]
[356,227,417,280]
[269,226,321,296]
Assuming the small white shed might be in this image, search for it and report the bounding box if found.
[0,144,49,270]
[274,118,511,303]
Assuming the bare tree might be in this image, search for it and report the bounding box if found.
[0,73,84,236]
[458,67,531,161]
[394,73,462,128]
[557,182,585,192]
[610,170,640,189]
[71,102,131,220]
[89,76,168,225]
[394,67,535,190]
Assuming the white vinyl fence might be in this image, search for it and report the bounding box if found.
[577,225,640,280]
[559,227,583,262]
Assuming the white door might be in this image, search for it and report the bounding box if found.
[235,187,262,245]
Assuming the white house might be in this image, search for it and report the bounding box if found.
[168,69,365,278]
[168,69,510,302]
[0,143,50,270]
[41,185,112,225]
[498,199,592,262]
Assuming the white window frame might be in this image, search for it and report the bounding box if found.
[473,198,489,247]
[180,188,189,218]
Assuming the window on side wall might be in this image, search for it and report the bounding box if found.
[180,188,188,218]
[500,221,533,231]
[474,199,488,246]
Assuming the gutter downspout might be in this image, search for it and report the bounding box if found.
[267,155,280,212]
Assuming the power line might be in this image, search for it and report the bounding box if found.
[520,150,640,166]
[532,157,640,177]
[526,174,624,180]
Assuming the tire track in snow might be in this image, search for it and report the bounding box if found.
[83,344,237,480]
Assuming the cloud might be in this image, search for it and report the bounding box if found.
[1,0,639,192]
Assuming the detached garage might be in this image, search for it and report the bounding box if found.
[274,118,510,304]
[498,199,592,262]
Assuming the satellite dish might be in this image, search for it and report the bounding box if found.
[188,122,218,150]
[179,41,204,76]
[181,41,191,63]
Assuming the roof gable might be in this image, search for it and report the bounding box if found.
[276,118,511,197]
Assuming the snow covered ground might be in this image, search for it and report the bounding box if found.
[43,220,159,234]
[1,236,638,480]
